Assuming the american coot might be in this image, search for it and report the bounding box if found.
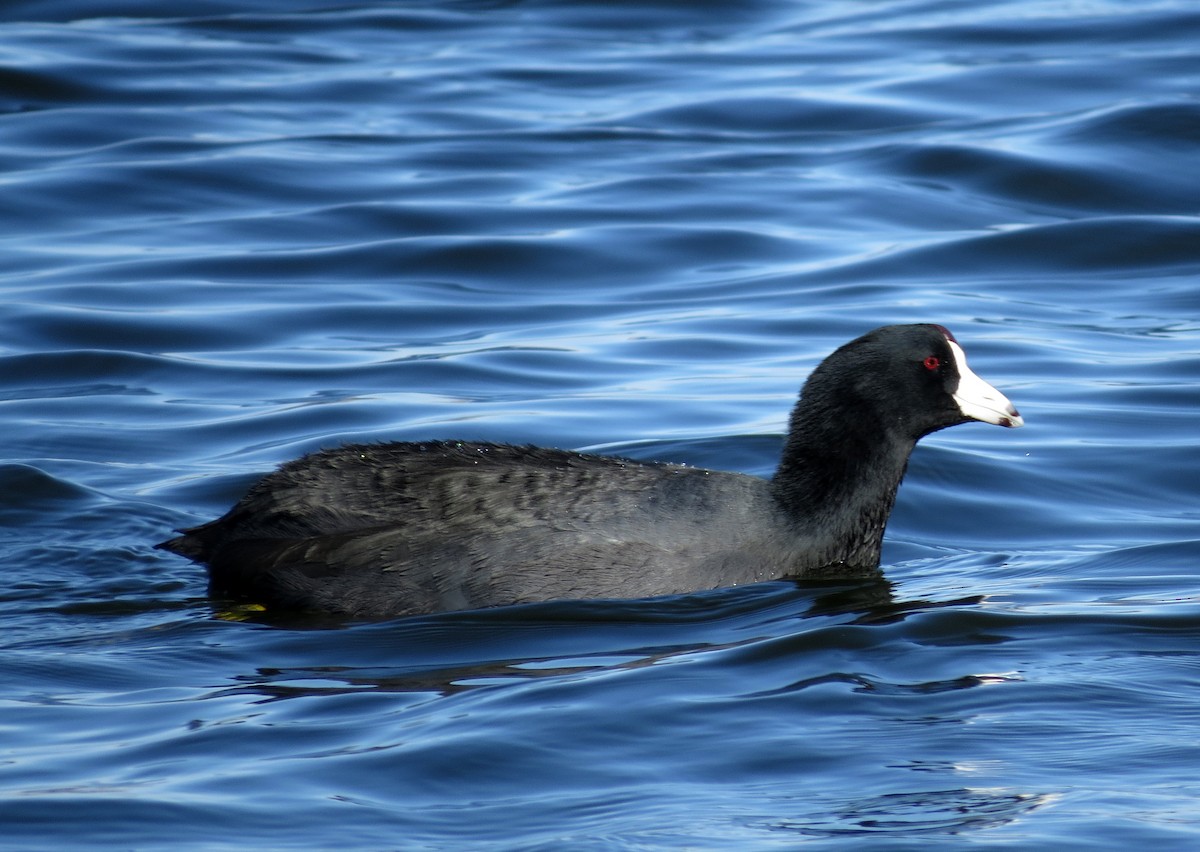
[159,324,1022,618]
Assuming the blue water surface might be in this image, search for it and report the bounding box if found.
[1,1,1199,848]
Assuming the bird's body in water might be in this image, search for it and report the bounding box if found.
[158,324,1023,618]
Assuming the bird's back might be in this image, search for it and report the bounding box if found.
[161,441,783,617]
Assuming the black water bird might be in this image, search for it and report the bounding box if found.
[158,324,1023,618]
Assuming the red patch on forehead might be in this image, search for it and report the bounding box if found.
[931,324,957,343]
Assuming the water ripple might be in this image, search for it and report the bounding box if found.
[3,0,1200,848]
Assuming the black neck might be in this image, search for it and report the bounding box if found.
[770,398,915,569]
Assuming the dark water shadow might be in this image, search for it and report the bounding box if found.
[206,576,989,702]
[765,787,1056,838]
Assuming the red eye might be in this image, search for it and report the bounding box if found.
[923,355,940,371]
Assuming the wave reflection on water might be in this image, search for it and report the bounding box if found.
[2,0,1200,848]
